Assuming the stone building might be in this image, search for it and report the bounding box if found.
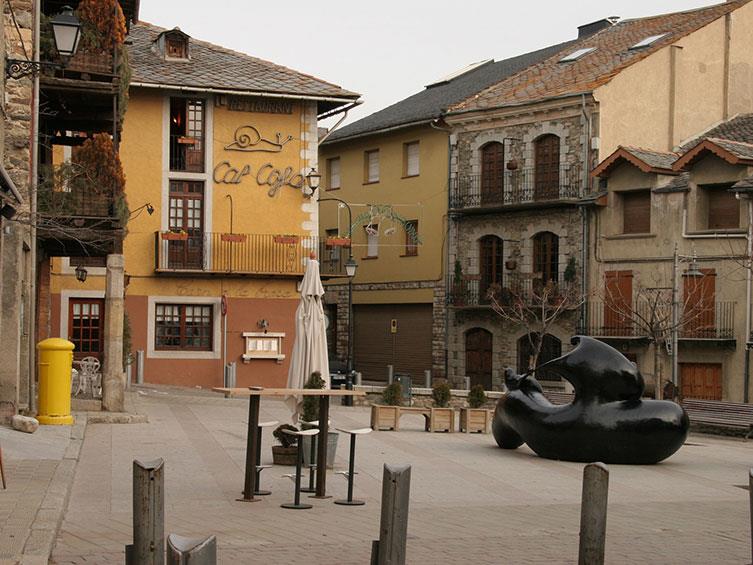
[443,1,753,390]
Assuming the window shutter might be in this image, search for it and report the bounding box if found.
[622,191,651,234]
[329,158,341,189]
[707,188,739,229]
[406,142,419,176]
[367,151,379,182]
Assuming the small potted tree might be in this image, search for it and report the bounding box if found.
[300,372,339,469]
[272,423,298,465]
[460,384,491,433]
[371,381,402,431]
[429,381,455,432]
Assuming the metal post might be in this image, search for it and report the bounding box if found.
[749,468,753,564]
[166,534,217,565]
[464,377,471,391]
[671,244,679,393]
[578,462,609,565]
[424,370,431,389]
[387,365,394,384]
[371,464,411,565]
[313,395,330,498]
[128,458,165,565]
[238,394,260,502]
[136,350,144,385]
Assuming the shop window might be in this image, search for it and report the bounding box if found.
[404,220,418,256]
[621,190,651,234]
[364,150,379,183]
[155,304,213,350]
[327,157,341,190]
[704,183,739,229]
[404,141,419,177]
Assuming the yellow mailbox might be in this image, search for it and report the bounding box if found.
[37,338,75,425]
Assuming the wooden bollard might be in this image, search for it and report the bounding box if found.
[371,464,411,565]
[127,458,165,565]
[578,462,609,565]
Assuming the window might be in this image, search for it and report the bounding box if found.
[517,333,561,380]
[169,98,205,173]
[481,142,504,204]
[621,190,651,234]
[559,47,596,63]
[166,35,188,59]
[534,135,560,200]
[327,157,341,190]
[324,228,341,266]
[404,142,419,177]
[365,150,379,183]
[168,180,204,270]
[404,220,418,256]
[704,184,739,229]
[155,304,213,350]
[365,224,379,257]
[479,235,503,301]
[630,34,668,50]
[533,232,559,283]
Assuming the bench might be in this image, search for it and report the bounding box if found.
[370,405,455,432]
[681,398,753,438]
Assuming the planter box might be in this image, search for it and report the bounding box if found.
[220,233,247,243]
[271,445,298,466]
[325,237,351,247]
[371,405,399,431]
[302,431,339,469]
[177,136,198,145]
[429,407,455,432]
[273,235,300,244]
[459,408,491,433]
[161,232,188,241]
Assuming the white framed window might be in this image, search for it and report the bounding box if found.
[365,150,379,183]
[328,157,341,189]
[404,142,419,177]
[366,224,379,257]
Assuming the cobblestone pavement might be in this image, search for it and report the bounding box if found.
[0,416,84,565]
[50,388,753,564]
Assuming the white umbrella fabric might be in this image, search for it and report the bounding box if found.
[284,257,330,422]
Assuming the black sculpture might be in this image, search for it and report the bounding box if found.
[493,336,689,464]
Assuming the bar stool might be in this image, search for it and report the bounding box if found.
[254,420,278,496]
[299,419,330,493]
[281,428,319,509]
[334,427,371,506]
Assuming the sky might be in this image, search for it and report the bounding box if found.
[139,0,719,127]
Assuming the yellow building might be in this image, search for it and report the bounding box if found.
[49,23,358,388]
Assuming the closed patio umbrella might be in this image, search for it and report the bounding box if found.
[285,256,330,422]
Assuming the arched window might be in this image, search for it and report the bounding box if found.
[465,328,493,390]
[479,235,503,302]
[480,142,504,204]
[533,231,559,284]
[517,333,562,381]
[534,134,560,200]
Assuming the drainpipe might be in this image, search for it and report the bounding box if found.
[28,0,40,413]
[580,95,592,331]
[740,194,753,402]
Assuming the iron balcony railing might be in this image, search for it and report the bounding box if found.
[447,273,571,307]
[154,232,349,277]
[169,135,205,173]
[579,301,736,340]
[449,164,581,210]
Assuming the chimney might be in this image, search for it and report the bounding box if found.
[578,16,619,38]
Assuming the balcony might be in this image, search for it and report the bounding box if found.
[170,135,205,173]
[448,273,571,308]
[154,232,349,278]
[449,165,581,211]
[579,301,736,341]
[38,185,117,219]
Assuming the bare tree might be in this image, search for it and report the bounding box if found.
[487,276,586,375]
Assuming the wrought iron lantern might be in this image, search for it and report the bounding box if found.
[305,167,321,196]
[74,265,88,283]
[345,257,357,278]
[50,6,82,57]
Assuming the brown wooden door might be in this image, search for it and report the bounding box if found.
[479,235,503,302]
[683,269,715,338]
[603,270,633,335]
[680,363,722,400]
[466,328,492,390]
[534,134,560,200]
[168,180,204,269]
[480,142,504,205]
[69,298,104,362]
[533,232,559,284]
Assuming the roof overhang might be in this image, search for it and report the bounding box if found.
[591,146,676,178]
[129,82,361,117]
[673,138,753,171]
[321,118,438,146]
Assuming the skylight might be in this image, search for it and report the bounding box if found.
[629,33,668,50]
[558,48,596,63]
[425,60,492,88]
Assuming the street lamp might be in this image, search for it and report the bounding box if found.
[305,168,321,195]
[670,245,704,398]
[75,264,88,283]
[6,6,82,79]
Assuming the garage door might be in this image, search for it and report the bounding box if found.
[680,363,722,400]
[354,304,433,382]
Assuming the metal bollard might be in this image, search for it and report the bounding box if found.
[578,462,609,565]
[371,464,411,565]
[464,377,471,390]
[127,458,165,565]
[424,370,431,389]
[749,468,753,565]
[387,365,394,384]
[166,534,217,565]
[136,350,145,385]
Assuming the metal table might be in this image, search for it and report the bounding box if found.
[212,387,365,502]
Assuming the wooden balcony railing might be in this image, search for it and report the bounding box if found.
[447,273,571,307]
[449,164,581,210]
[154,232,349,277]
[37,185,116,219]
[579,301,736,340]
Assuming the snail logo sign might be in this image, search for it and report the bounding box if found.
[214,124,304,197]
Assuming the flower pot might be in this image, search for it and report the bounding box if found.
[429,407,455,432]
[301,431,339,469]
[506,159,519,171]
[505,260,517,270]
[272,445,298,466]
[274,235,300,244]
[162,232,188,241]
[325,237,351,247]
[371,405,399,431]
[459,408,491,433]
[220,233,246,243]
